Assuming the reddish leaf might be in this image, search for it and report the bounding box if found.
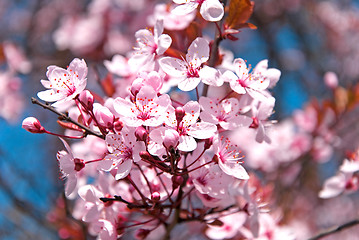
[57,120,84,132]
[225,0,256,30]
[101,73,115,97]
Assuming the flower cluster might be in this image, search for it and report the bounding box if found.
[22,0,359,239]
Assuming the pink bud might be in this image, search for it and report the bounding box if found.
[130,78,144,96]
[22,117,45,133]
[151,191,161,202]
[324,72,338,89]
[135,126,148,141]
[78,90,94,110]
[139,151,153,161]
[175,107,185,123]
[172,175,184,189]
[163,129,179,149]
[93,103,114,128]
[113,120,123,132]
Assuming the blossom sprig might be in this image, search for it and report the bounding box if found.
[23,0,289,239]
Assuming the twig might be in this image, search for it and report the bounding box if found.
[307,219,359,240]
[100,195,149,209]
[31,97,105,139]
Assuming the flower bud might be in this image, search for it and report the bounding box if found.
[175,107,186,123]
[93,103,114,128]
[151,191,161,202]
[135,126,148,141]
[172,175,184,189]
[22,117,45,133]
[130,78,144,96]
[163,129,179,149]
[324,72,338,89]
[113,119,123,132]
[139,151,153,161]
[78,90,94,110]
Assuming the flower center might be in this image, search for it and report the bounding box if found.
[186,63,200,78]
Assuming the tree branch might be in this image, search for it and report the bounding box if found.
[308,219,359,240]
[31,97,105,139]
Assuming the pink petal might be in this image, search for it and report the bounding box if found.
[68,58,88,81]
[178,135,197,152]
[189,122,217,139]
[199,66,222,86]
[37,89,63,102]
[178,77,201,91]
[219,161,249,180]
[156,34,172,55]
[172,2,198,15]
[159,57,187,78]
[65,175,77,197]
[115,160,133,180]
[200,0,224,22]
[187,37,209,65]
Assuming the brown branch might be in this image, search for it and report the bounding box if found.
[308,219,359,240]
[31,97,105,139]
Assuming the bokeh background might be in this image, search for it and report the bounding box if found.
[1,0,359,239]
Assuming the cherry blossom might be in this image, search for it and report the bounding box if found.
[319,172,358,199]
[172,0,224,22]
[250,98,276,143]
[199,96,252,130]
[129,19,172,69]
[206,212,247,239]
[37,58,88,109]
[213,136,249,179]
[148,3,196,30]
[57,138,85,197]
[223,58,279,102]
[113,85,171,127]
[159,37,221,91]
[164,101,217,152]
[98,127,145,180]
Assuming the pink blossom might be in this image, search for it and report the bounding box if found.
[98,127,145,180]
[22,117,45,133]
[213,136,249,180]
[148,127,179,156]
[113,85,171,127]
[148,3,196,31]
[159,37,221,91]
[324,71,338,89]
[93,103,114,129]
[250,98,275,143]
[164,101,217,152]
[104,54,137,77]
[319,172,358,199]
[129,19,172,69]
[172,0,224,22]
[3,41,31,74]
[38,58,88,109]
[57,138,85,197]
[199,96,252,130]
[131,71,163,95]
[206,212,247,239]
[223,58,277,101]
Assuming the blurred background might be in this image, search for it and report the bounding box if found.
[1,0,359,239]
